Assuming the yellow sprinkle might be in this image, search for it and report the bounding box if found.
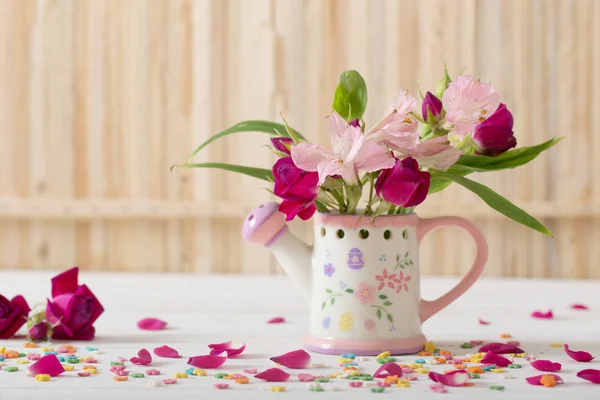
[346,370,361,376]
[397,383,410,388]
[515,353,527,358]
[78,357,85,362]
[35,374,51,381]
[330,372,343,378]
[41,347,53,352]
[397,379,409,385]
[408,363,420,369]
[87,369,98,374]
[470,358,482,364]
[62,364,75,371]
[83,365,97,370]
[0,346,6,354]
[173,372,188,379]
[490,368,505,373]
[269,386,286,392]
[338,358,353,364]
[549,343,562,348]
[376,351,390,359]
[424,342,437,352]
[16,360,30,364]
[415,368,430,374]
[193,368,207,376]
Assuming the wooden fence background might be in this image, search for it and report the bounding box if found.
[0,0,598,278]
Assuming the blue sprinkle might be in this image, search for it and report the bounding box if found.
[0,356,4,362]
[482,365,496,371]
[58,357,66,362]
[186,368,196,376]
[86,347,98,351]
[341,353,356,359]
[43,351,58,355]
[414,359,426,364]
[343,363,358,367]
[433,353,440,356]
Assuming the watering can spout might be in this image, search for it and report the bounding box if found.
[242,202,312,303]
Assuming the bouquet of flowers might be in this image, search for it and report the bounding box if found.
[176,69,560,236]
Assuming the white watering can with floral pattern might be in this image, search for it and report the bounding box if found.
[243,202,487,355]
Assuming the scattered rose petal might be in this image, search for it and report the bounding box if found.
[469,340,483,345]
[77,371,91,377]
[243,368,257,374]
[298,373,316,382]
[270,349,311,369]
[571,303,589,310]
[267,317,285,324]
[428,370,469,386]
[564,344,595,362]
[187,351,227,369]
[28,355,65,377]
[479,342,524,354]
[506,340,521,346]
[373,362,403,378]
[478,317,490,325]
[208,341,246,357]
[254,368,291,382]
[137,317,168,331]
[429,383,448,393]
[130,348,152,366]
[531,310,553,319]
[481,352,512,367]
[576,369,600,384]
[525,374,563,386]
[530,360,562,372]
[153,345,180,358]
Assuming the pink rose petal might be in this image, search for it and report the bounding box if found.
[137,317,168,331]
[571,303,589,310]
[270,349,311,369]
[564,344,596,362]
[481,351,512,367]
[429,370,469,387]
[479,342,524,354]
[254,368,291,382]
[576,369,600,384]
[268,317,286,324]
[153,345,180,358]
[373,362,403,378]
[187,351,227,369]
[298,373,316,382]
[28,354,65,377]
[131,348,152,365]
[208,340,246,357]
[531,309,553,319]
[429,383,448,393]
[478,317,490,325]
[530,360,562,372]
[525,374,563,386]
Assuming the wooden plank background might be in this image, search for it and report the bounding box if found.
[0,0,598,278]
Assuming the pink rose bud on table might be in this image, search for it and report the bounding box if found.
[473,103,516,156]
[0,294,30,339]
[28,322,49,342]
[45,267,104,340]
[421,92,443,122]
[375,157,430,207]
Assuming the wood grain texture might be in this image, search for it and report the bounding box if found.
[0,0,597,277]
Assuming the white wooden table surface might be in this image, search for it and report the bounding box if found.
[1,271,599,400]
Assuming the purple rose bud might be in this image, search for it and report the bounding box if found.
[375,157,430,207]
[473,103,517,156]
[421,92,443,121]
[28,322,49,342]
[349,119,360,127]
[270,137,294,155]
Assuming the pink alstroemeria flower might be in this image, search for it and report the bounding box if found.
[442,75,500,138]
[365,90,419,151]
[291,111,394,184]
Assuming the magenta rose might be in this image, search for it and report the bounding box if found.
[45,267,104,340]
[272,157,319,221]
[473,103,516,156]
[0,294,30,339]
[375,157,430,207]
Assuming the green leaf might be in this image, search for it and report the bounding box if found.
[321,301,326,310]
[376,309,382,320]
[345,289,355,294]
[396,255,400,262]
[325,289,333,294]
[331,298,335,306]
[428,169,471,194]
[387,313,393,323]
[383,301,393,306]
[332,70,368,121]
[174,163,273,181]
[315,200,329,213]
[409,260,413,265]
[452,137,563,172]
[185,120,305,162]
[404,252,409,258]
[435,172,553,237]
[379,295,388,300]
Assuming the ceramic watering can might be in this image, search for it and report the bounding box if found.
[243,202,487,355]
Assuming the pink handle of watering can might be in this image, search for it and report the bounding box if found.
[417,216,488,323]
